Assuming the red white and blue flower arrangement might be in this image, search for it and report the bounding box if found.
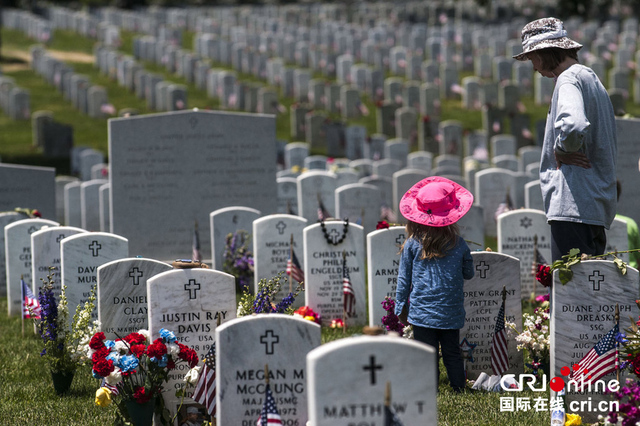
[90,328,200,424]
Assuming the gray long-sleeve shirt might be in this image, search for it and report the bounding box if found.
[540,63,617,228]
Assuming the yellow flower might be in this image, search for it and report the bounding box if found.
[565,413,581,426]
[95,387,112,407]
[303,315,316,322]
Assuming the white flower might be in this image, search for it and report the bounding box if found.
[183,366,201,384]
[167,343,180,357]
[105,368,122,385]
[138,329,151,342]
[114,340,129,354]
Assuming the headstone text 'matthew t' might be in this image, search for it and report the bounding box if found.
[109,110,277,260]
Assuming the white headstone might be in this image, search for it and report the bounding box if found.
[30,226,86,298]
[497,209,551,297]
[461,251,523,380]
[297,171,337,223]
[210,207,261,271]
[252,214,307,305]
[60,232,129,322]
[307,336,437,425]
[367,226,405,326]
[0,212,23,297]
[147,268,236,417]
[335,183,381,235]
[216,314,321,424]
[303,221,366,327]
[551,261,638,420]
[5,218,59,315]
[81,179,108,231]
[97,257,172,339]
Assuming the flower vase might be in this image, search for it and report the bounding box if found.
[125,399,155,426]
[51,370,75,395]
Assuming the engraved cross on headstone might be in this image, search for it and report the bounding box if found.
[89,241,102,257]
[328,229,340,244]
[476,261,490,279]
[56,234,66,243]
[589,271,604,291]
[184,279,201,299]
[275,221,287,235]
[260,329,280,355]
[362,355,383,385]
[129,267,143,286]
[396,234,406,246]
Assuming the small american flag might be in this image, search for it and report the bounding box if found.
[570,324,619,391]
[384,405,404,426]
[192,222,202,262]
[343,257,355,317]
[22,278,41,319]
[380,204,397,222]
[490,295,509,375]
[317,198,331,221]
[534,246,547,266]
[286,247,304,283]
[193,343,216,416]
[255,383,282,426]
[494,191,513,221]
[101,379,120,396]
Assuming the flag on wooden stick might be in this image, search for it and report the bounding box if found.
[193,343,216,416]
[490,287,509,375]
[570,323,619,391]
[342,252,355,317]
[192,221,202,262]
[286,244,304,283]
[256,365,282,426]
[22,277,41,319]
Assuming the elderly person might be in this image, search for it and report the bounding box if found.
[513,17,617,262]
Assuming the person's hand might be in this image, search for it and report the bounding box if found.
[555,150,591,169]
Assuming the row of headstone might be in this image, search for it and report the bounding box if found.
[0,76,31,121]
[29,46,114,119]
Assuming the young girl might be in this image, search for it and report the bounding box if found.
[395,176,475,392]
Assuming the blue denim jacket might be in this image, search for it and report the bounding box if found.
[394,236,474,329]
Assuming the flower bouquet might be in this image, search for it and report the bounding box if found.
[90,328,200,426]
[237,272,303,317]
[223,230,254,292]
[33,273,99,394]
[382,296,413,339]
[293,306,321,325]
[507,295,550,376]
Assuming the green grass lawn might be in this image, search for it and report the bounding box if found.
[0,297,552,426]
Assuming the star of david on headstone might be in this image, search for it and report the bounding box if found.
[89,241,102,257]
[363,355,383,385]
[275,221,287,235]
[189,116,198,129]
[520,217,532,229]
[396,234,406,246]
[475,261,490,279]
[589,271,604,291]
[129,267,143,286]
[184,279,201,299]
[56,234,66,243]
[328,229,341,244]
[27,226,38,234]
[260,330,280,355]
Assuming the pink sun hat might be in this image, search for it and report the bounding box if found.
[399,176,474,227]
